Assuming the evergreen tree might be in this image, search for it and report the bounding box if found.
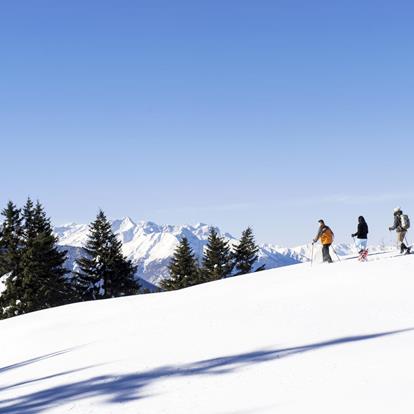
[0,201,23,275]
[201,227,233,281]
[75,210,139,300]
[22,198,36,243]
[0,202,23,319]
[160,237,200,291]
[1,199,73,318]
[233,227,260,275]
[18,200,72,315]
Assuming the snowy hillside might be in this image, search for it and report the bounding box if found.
[54,218,300,285]
[1,252,414,413]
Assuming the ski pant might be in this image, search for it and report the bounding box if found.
[397,231,408,251]
[322,244,333,263]
[355,238,367,252]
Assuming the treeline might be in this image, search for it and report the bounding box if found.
[160,227,263,291]
[0,199,263,319]
[0,200,139,319]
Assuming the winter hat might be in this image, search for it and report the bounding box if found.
[394,207,401,213]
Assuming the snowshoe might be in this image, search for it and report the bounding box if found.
[358,249,368,262]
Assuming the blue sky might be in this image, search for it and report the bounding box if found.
[1,0,413,246]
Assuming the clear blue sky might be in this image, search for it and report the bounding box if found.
[1,0,413,246]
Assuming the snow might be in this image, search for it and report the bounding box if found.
[0,272,11,294]
[1,253,414,413]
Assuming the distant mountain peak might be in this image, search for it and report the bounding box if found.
[111,216,136,229]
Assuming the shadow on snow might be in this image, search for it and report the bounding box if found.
[0,328,412,413]
[0,348,76,375]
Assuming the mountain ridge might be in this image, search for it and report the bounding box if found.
[54,217,390,286]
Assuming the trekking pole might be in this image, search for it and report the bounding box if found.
[331,245,341,262]
[405,236,411,254]
[352,236,357,250]
[352,236,359,257]
[311,242,314,267]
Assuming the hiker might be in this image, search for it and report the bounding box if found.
[313,219,334,263]
[389,207,411,254]
[352,216,369,254]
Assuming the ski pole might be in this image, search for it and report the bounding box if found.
[352,236,357,249]
[331,245,341,261]
[310,242,314,267]
[352,236,360,258]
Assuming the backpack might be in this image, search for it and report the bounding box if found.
[321,227,334,245]
[401,214,410,230]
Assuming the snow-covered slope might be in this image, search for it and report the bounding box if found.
[275,242,390,263]
[54,218,300,285]
[1,253,414,413]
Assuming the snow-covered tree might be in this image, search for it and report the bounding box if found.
[19,200,72,315]
[1,199,72,318]
[75,210,139,300]
[0,202,24,319]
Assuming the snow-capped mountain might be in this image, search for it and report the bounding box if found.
[54,218,391,286]
[55,218,300,286]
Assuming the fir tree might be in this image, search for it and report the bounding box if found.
[0,202,23,319]
[75,210,139,300]
[1,199,73,318]
[22,198,36,243]
[233,227,260,275]
[0,201,23,275]
[201,227,233,281]
[18,200,72,315]
[160,237,200,291]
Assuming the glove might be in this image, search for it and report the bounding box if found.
[388,227,392,231]
[351,234,355,238]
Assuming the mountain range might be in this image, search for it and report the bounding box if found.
[54,217,389,287]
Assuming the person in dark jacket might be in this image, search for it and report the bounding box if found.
[352,216,368,253]
[389,207,411,254]
[313,219,334,263]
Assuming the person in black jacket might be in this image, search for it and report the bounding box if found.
[352,216,368,254]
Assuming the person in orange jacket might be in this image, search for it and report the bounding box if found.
[313,219,334,263]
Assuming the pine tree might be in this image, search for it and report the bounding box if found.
[75,210,139,300]
[0,201,23,275]
[233,227,260,275]
[1,199,73,318]
[160,237,200,291]
[22,198,36,243]
[201,227,233,281]
[18,200,72,315]
[0,202,23,319]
